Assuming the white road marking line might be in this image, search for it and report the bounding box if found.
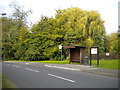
[25,63,30,64]
[48,73,75,83]
[12,65,21,68]
[45,65,80,71]
[25,68,39,72]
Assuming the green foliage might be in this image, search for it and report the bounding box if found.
[55,7,106,51]
[106,32,118,53]
[2,2,31,60]
[83,36,94,52]
[104,32,120,53]
[92,29,105,52]
[13,27,31,60]
[28,7,106,60]
[2,17,17,59]
[3,5,116,61]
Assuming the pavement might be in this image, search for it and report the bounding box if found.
[43,63,119,78]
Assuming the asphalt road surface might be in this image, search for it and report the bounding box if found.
[2,62,118,88]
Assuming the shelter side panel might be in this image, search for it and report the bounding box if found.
[70,48,80,62]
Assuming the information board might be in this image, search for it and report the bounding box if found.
[91,48,98,54]
[90,47,99,66]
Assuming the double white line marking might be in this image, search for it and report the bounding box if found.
[25,68,39,72]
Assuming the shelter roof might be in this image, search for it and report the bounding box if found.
[63,45,85,48]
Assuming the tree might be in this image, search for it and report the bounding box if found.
[55,7,106,52]
[13,27,30,60]
[2,17,16,59]
[2,6,107,61]
[107,32,118,53]
[9,1,32,28]
[29,16,63,60]
[2,2,31,60]
[28,7,106,60]
[55,7,87,45]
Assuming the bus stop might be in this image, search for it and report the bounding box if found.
[64,46,86,64]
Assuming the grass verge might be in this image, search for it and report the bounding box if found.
[32,60,70,64]
[4,60,70,64]
[2,74,18,88]
[90,59,119,70]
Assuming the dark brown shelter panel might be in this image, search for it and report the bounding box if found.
[64,46,85,64]
[70,48,80,62]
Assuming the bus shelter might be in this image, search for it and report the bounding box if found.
[64,46,86,64]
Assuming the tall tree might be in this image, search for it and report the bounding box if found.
[2,6,107,60]
[2,17,16,59]
[55,7,106,52]
[28,16,63,60]
[9,1,32,28]
[2,2,31,60]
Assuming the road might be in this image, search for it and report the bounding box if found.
[2,62,118,88]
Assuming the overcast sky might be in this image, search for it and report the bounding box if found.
[0,0,119,34]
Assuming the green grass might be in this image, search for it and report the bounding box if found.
[2,74,18,88]
[31,60,70,64]
[4,59,70,64]
[5,59,119,70]
[4,60,27,62]
[90,59,119,70]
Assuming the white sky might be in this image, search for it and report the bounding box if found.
[0,0,119,34]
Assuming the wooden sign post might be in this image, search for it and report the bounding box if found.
[90,47,99,66]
